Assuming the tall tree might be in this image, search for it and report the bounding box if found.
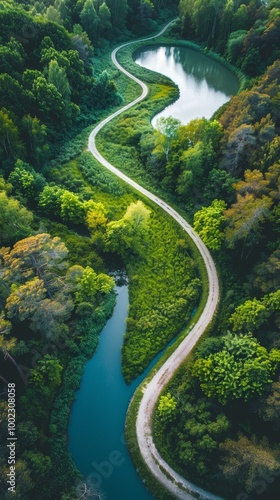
[0,191,33,246]
[106,200,150,258]
[193,199,227,250]
[193,333,280,404]
[106,0,128,30]
[80,0,99,42]
[21,115,49,166]
[1,234,69,298]
[47,59,71,101]
[155,116,181,161]
[0,108,25,163]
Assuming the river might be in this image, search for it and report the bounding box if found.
[68,286,153,499]
[68,45,239,500]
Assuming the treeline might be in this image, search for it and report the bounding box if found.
[179,0,280,77]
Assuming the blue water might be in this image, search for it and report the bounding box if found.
[68,286,154,500]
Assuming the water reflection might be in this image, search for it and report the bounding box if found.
[134,46,239,125]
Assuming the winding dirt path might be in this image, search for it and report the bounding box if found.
[88,21,222,500]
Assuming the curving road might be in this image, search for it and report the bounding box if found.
[88,20,222,500]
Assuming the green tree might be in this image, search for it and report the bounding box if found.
[29,355,63,392]
[38,185,64,217]
[84,200,107,230]
[47,59,71,102]
[106,0,128,30]
[155,116,181,161]
[229,298,269,332]
[106,200,150,258]
[45,5,62,24]
[203,169,236,204]
[80,0,99,42]
[193,333,280,404]
[32,76,66,130]
[193,199,227,250]
[21,115,49,166]
[226,29,247,64]
[8,161,37,201]
[0,108,25,162]
[75,266,114,304]
[0,73,31,118]
[98,2,112,36]
[158,392,177,423]
[0,191,33,246]
[60,190,85,224]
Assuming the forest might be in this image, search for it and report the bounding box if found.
[1,0,280,499]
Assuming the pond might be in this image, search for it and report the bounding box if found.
[134,45,239,125]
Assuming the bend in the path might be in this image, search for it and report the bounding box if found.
[88,20,222,500]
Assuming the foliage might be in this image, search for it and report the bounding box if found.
[0,190,33,246]
[193,199,227,250]
[193,333,280,404]
[158,392,177,423]
[229,298,269,333]
[75,266,114,304]
[219,434,280,495]
[105,200,151,258]
[122,207,202,382]
[154,116,181,160]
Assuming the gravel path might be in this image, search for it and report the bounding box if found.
[88,20,223,500]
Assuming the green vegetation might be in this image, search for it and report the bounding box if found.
[122,206,202,382]
[0,1,182,498]
[1,0,280,499]
[130,2,280,499]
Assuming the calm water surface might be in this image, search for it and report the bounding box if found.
[68,286,153,500]
[68,47,240,500]
[134,46,239,125]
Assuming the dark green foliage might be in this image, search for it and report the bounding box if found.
[179,0,279,77]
